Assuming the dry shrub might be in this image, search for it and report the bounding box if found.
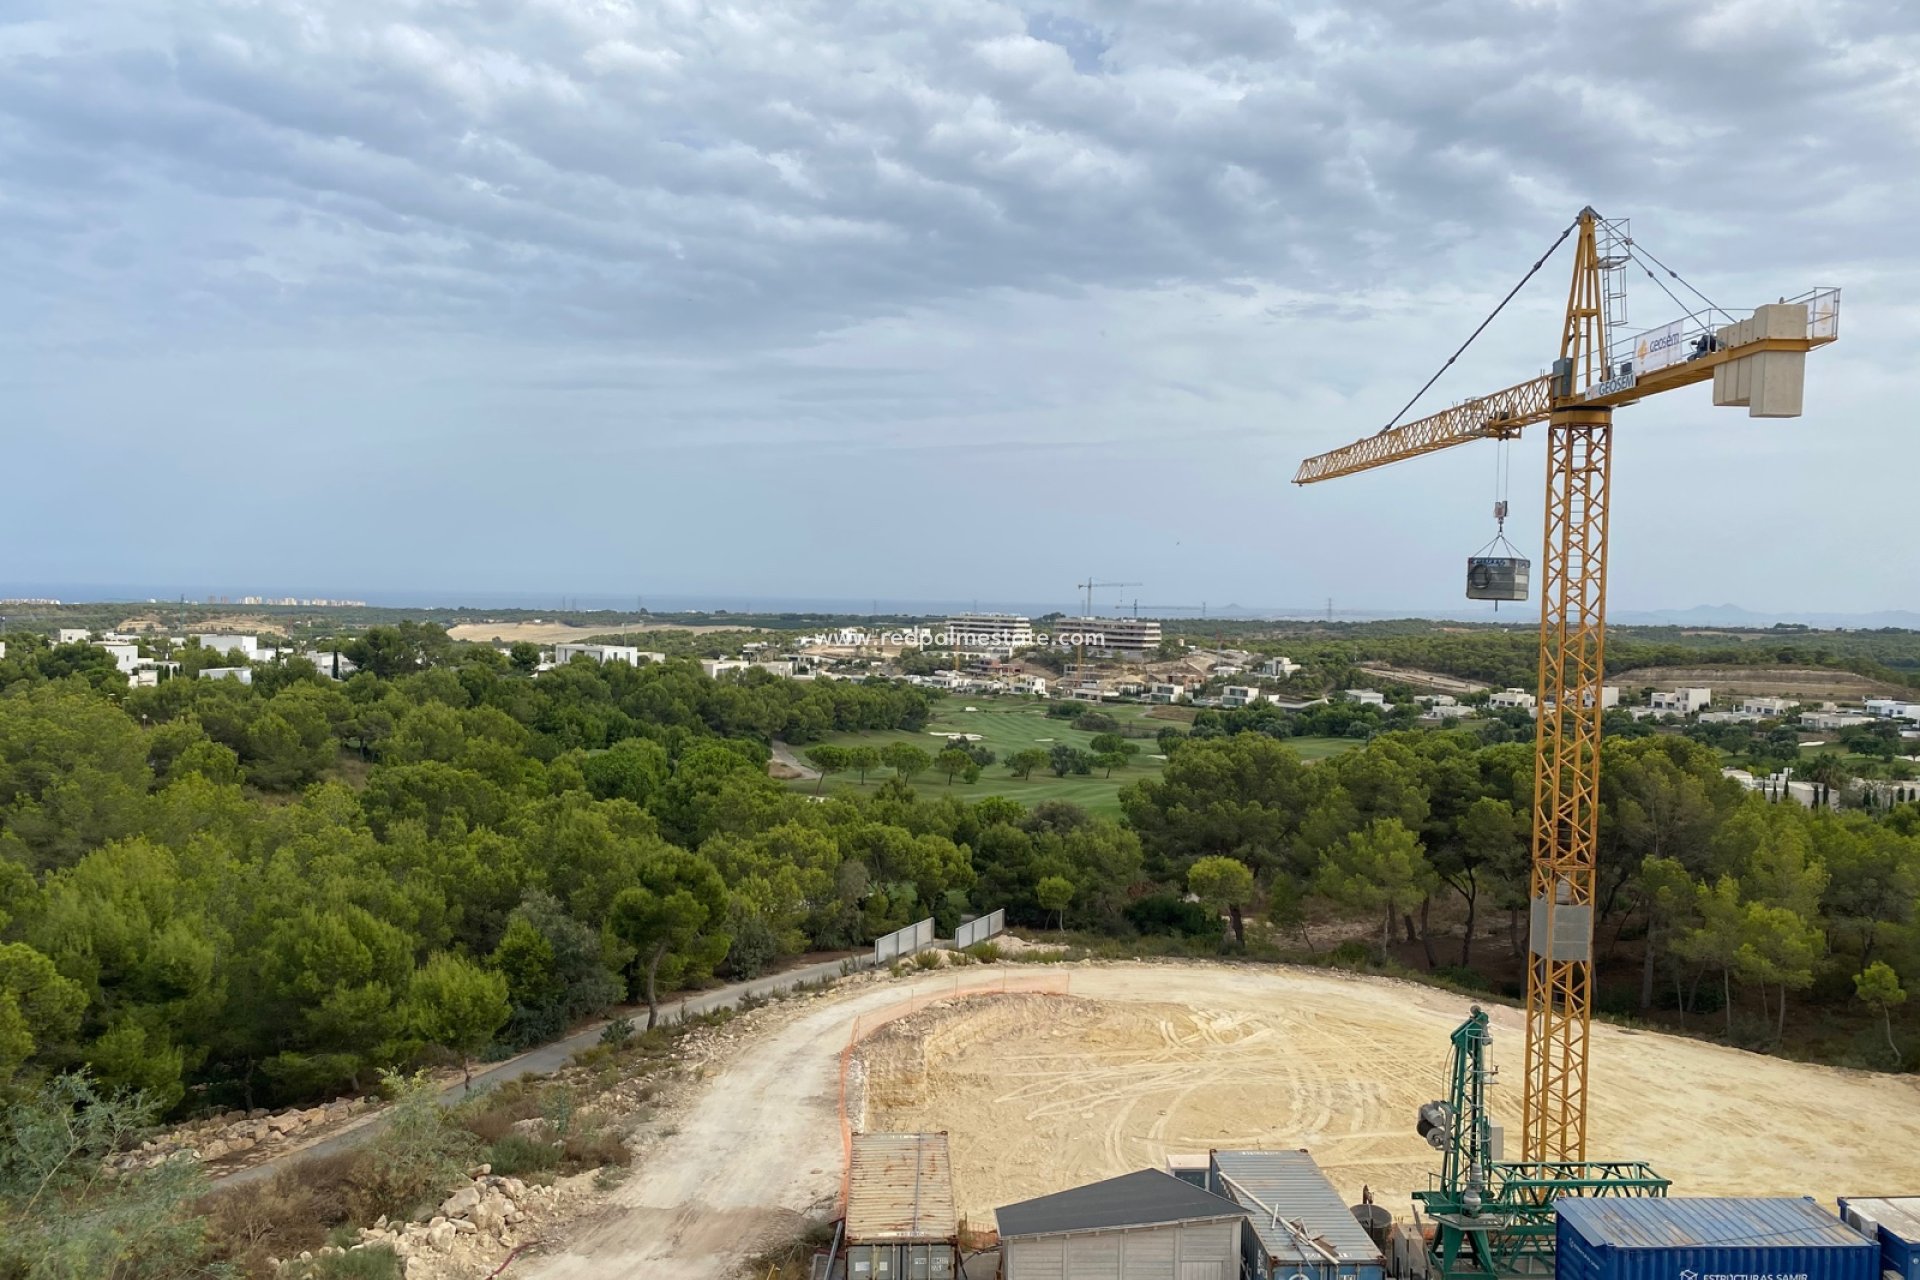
[560,1126,630,1172]
[201,1150,359,1277]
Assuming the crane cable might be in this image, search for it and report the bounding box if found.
[1376,215,1581,436]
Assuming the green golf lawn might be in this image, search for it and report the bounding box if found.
[785,698,1358,815]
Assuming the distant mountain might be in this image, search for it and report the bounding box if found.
[1609,604,1920,630]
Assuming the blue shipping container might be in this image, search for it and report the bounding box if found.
[1556,1198,1876,1280]
[1837,1197,1920,1280]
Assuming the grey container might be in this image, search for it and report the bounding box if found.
[1556,1197,1875,1280]
[1466,556,1530,602]
[1838,1197,1920,1280]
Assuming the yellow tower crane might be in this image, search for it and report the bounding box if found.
[1295,208,1839,1162]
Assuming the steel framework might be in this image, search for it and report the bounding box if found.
[1295,208,1837,1163]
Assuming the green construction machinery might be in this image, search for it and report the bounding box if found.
[1410,1007,1669,1280]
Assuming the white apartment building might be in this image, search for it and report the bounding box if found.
[1804,710,1874,731]
[1738,696,1793,718]
[941,613,1035,652]
[1059,616,1162,660]
[199,667,253,685]
[1421,702,1476,722]
[1257,656,1302,678]
[1221,686,1262,708]
[1147,682,1186,704]
[1344,688,1388,707]
[90,641,139,673]
[1866,698,1920,721]
[1649,687,1712,715]
[195,634,260,659]
[56,628,89,645]
[699,658,754,679]
[1489,688,1537,712]
[554,643,663,666]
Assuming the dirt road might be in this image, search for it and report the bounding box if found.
[217,955,855,1190]
[516,971,1033,1280]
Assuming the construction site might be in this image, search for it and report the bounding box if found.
[781,210,1895,1280]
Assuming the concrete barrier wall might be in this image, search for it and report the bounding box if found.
[872,917,936,965]
[954,909,1006,950]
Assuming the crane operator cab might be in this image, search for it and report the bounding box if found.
[1466,501,1529,605]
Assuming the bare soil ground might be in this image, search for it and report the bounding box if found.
[1610,665,1908,699]
[1353,664,1490,695]
[116,614,290,636]
[854,964,1920,1227]
[446,622,761,645]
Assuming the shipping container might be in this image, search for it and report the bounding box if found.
[1210,1150,1386,1280]
[1838,1197,1920,1280]
[845,1133,958,1280]
[1556,1197,1875,1280]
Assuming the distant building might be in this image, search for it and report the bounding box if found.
[1649,687,1712,715]
[1060,616,1162,661]
[199,667,254,685]
[96,641,140,674]
[298,650,360,680]
[1738,695,1793,718]
[1148,682,1187,704]
[1866,698,1920,722]
[1257,656,1302,678]
[941,613,1034,653]
[195,634,260,659]
[1804,710,1874,731]
[1221,686,1262,708]
[1421,702,1475,722]
[699,658,754,679]
[554,643,661,666]
[1489,688,1537,712]
[1343,688,1388,707]
[752,659,795,678]
[55,628,90,645]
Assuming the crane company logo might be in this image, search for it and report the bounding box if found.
[1635,318,1691,374]
[1681,1270,1699,1279]
[1683,1272,1809,1280]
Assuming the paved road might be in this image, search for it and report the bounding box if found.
[216,953,861,1188]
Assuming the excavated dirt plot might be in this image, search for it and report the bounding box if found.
[855,964,1920,1227]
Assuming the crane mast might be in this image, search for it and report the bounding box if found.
[1527,211,1611,1161]
[1295,208,1838,1165]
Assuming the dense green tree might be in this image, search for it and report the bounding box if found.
[1315,818,1438,959]
[1856,961,1907,1064]
[936,747,974,785]
[881,743,932,783]
[1187,856,1255,945]
[407,952,510,1088]
[608,850,731,1029]
[1006,748,1049,780]
[1034,875,1073,932]
[844,746,881,786]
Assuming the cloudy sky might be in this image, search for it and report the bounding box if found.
[3,0,1915,615]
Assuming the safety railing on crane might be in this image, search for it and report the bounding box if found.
[1604,287,1839,378]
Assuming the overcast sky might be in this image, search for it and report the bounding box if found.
[3,0,1915,615]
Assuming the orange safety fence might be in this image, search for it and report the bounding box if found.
[837,971,1072,1212]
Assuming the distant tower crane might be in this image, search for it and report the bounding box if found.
[1071,578,1140,675]
[1296,208,1839,1162]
